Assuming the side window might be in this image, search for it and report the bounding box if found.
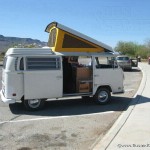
[20,58,24,70]
[78,56,92,66]
[95,57,115,69]
[26,57,61,70]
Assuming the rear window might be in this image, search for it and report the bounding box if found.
[117,57,129,61]
[26,57,61,70]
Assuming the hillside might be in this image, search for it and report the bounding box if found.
[0,35,47,53]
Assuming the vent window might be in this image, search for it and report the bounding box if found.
[26,57,60,70]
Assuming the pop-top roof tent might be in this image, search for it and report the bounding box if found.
[45,22,113,53]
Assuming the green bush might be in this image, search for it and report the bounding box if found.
[115,41,150,59]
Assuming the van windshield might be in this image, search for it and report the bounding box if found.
[2,56,17,71]
[3,57,7,69]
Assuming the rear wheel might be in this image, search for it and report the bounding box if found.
[23,99,45,111]
[94,88,111,104]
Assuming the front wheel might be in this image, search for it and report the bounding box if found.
[23,99,45,111]
[94,88,111,104]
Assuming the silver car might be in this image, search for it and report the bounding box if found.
[116,56,132,70]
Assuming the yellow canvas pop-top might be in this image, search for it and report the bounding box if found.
[45,22,113,53]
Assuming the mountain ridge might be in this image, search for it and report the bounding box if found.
[0,34,47,52]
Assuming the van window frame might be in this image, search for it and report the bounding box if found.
[15,57,25,71]
[25,56,61,71]
[94,56,118,69]
[19,57,24,71]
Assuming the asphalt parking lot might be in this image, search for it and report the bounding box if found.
[0,67,142,150]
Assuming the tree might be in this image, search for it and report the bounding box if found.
[115,41,138,57]
[145,39,150,49]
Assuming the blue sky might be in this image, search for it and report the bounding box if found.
[0,0,150,48]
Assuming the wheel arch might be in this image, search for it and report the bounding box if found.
[95,85,112,94]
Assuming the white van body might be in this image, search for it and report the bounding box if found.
[1,48,124,110]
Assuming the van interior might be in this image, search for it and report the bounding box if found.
[62,56,93,95]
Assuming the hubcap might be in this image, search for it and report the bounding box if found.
[98,91,108,102]
[28,99,41,108]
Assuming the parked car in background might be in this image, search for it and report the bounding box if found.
[116,55,132,70]
[148,56,150,64]
[131,58,138,67]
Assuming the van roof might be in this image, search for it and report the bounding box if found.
[5,48,117,57]
[5,48,54,56]
[45,22,113,53]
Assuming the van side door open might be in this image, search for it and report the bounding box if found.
[24,56,62,99]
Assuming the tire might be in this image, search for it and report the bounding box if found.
[94,88,111,104]
[23,99,45,111]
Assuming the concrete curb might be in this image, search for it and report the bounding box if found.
[92,64,146,150]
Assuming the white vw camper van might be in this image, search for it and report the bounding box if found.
[1,48,124,110]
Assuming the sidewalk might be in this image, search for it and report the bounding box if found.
[93,62,150,150]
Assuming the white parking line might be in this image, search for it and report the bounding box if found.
[125,89,134,92]
[0,111,114,124]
